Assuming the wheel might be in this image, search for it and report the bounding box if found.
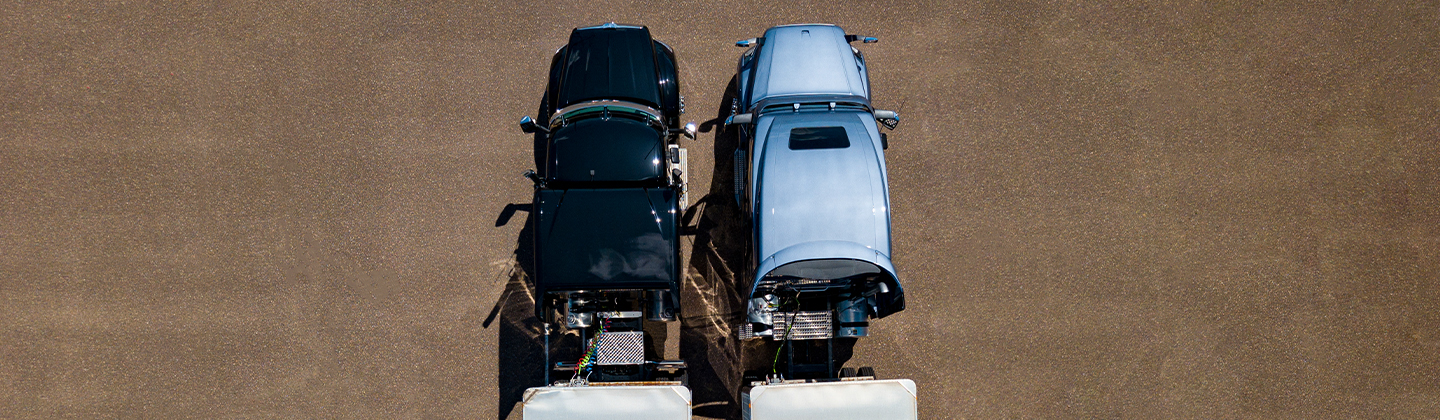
[840,367,857,378]
[858,366,876,378]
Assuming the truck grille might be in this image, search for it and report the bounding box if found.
[775,311,833,340]
[740,311,833,341]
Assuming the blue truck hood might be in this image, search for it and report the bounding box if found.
[748,24,869,107]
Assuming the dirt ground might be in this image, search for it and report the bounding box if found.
[3,1,1438,418]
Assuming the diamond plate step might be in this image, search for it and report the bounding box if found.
[592,331,646,365]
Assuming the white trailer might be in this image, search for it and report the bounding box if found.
[743,378,917,420]
[522,383,692,420]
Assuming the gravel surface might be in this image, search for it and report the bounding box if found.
[3,1,1438,418]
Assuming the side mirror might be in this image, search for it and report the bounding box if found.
[873,110,899,130]
[735,38,759,47]
[669,122,699,139]
[880,133,889,150]
[523,169,543,187]
[519,116,547,134]
[725,113,753,125]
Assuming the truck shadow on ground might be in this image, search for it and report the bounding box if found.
[487,92,555,420]
[489,207,543,420]
[674,76,750,419]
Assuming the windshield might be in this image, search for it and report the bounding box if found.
[547,118,665,184]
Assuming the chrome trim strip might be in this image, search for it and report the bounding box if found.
[551,100,664,128]
[579,22,645,30]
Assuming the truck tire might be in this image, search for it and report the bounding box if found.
[858,366,876,379]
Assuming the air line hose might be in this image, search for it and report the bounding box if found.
[576,316,613,378]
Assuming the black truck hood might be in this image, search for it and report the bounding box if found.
[556,26,661,109]
[533,187,679,292]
